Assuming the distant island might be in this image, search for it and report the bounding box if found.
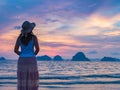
[71,52,90,61]
[53,55,63,61]
[0,57,6,60]
[101,57,120,62]
[36,52,90,61]
[2,51,120,62]
[37,55,63,61]
[24,52,120,62]
[37,55,52,61]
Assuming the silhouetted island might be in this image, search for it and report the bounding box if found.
[37,55,52,61]
[101,57,120,62]
[53,55,63,61]
[0,57,6,60]
[71,52,90,61]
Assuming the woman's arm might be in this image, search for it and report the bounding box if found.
[34,35,40,55]
[14,37,21,55]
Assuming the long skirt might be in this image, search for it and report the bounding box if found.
[17,57,39,90]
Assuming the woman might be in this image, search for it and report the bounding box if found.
[14,21,40,90]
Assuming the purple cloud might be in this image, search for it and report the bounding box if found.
[88,50,98,54]
[41,41,100,49]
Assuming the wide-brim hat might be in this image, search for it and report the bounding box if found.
[21,21,36,33]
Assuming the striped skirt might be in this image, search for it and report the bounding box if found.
[17,57,39,90]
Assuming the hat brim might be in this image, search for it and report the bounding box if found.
[31,23,35,30]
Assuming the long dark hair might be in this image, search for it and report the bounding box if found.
[19,32,34,46]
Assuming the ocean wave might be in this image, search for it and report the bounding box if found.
[40,80,120,85]
[1,73,120,80]
[0,77,17,80]
[40,74,120,80]
[1,80,120,85]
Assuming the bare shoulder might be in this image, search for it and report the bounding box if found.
[32,35,38,41]
[32,34,37,39]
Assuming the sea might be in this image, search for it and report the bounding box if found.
[0,60,120,90]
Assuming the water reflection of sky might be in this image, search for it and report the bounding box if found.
[1,61,120,77]
[1,61,120,90]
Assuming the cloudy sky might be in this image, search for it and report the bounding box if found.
[0,0,120,59]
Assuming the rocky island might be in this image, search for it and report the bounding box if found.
[71,52,90,61]
[53,55,63,61]
[0,57,6,60]
[101,57,120,62]
[37,55,52,61]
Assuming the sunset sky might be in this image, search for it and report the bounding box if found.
[0,0,120,59]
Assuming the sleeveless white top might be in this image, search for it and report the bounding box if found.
[19,37,35,57]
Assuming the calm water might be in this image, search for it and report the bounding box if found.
[0,60,120,90]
